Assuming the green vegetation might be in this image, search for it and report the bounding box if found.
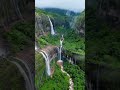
[64,62,85,90]
[36,8,85,55]
[4,21,34,53]
[43,8,76,16]
[35,8,85,90]
[75,10,85,32]
[63,30,85,55]
[38,63,69,90]
[38,28,85,55]
[35,52,85,90]
[11,21,34,40]
[36,8,73,28]
[35,52,47,89]
[87,23,120,68]
[86,6,120,89]
[0,58,26,90]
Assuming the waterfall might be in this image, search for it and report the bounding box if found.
[66,10,71,16]
[35,43,37,51]
[48,16,55,35]
[59,40,62,60]
[59,35,64,60]
[40,51,51,76]
[35,46,37,51]
[35,43,51,76]
[59,46,62,60]
[35,42,38,51]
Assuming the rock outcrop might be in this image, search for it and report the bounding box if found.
[35,13,51,37]
[98,0,120,26]
[75,11,85,36]
[0,0,34,28]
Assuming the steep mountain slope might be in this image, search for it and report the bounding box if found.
[86,0,120,90]
[35,12,50,37]
[35,8,85,90]
[0,0,34,29]
[75,11,85,36]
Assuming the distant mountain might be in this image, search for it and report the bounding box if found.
[40,8,78,16]
[35,8,73,31]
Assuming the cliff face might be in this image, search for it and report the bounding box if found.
[75,11,85,36]
[35,13,51,37]
[0,0,34,29]
[98,0,120,26]
[35,8,85,38]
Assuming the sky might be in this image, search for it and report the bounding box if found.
[35,0,85,12]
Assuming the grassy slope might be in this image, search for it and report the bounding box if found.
[4,21,34,54]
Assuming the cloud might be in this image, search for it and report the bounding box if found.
[35,0,85,12]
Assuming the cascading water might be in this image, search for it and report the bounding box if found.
[57,35,74,90]
[40,51,51,76]
[59,35,64,60]
[35,42,51,76]
[35,42,38,51]
[48,16,55,35]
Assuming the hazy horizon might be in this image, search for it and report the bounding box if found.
[35,0,85,13]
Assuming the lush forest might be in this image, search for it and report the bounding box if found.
[86,0,120,89]
[35,7,85,90]
[36,8,85,55]
[3,21,34,54]
[64,61,85,90]
[0,1,34,90]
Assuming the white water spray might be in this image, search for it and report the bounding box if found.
[35,42,38,51]
[35,43,51,76]
[59,35,64,60]
[40,51,51,76]
[48,16,55,35]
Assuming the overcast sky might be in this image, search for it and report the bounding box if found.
[35,0,85,12]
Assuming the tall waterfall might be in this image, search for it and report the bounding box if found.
[35,42,38,51]
[40,51,51,76]
[35,43,51,76]
[48,16,55,35]
[59,35,64,60]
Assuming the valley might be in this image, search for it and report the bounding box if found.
[35,8,85,90]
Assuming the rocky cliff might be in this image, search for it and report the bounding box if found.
[98,0,120,26]
[74,11,85,36]
[35,13,51,37]
[0,0,34,29]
